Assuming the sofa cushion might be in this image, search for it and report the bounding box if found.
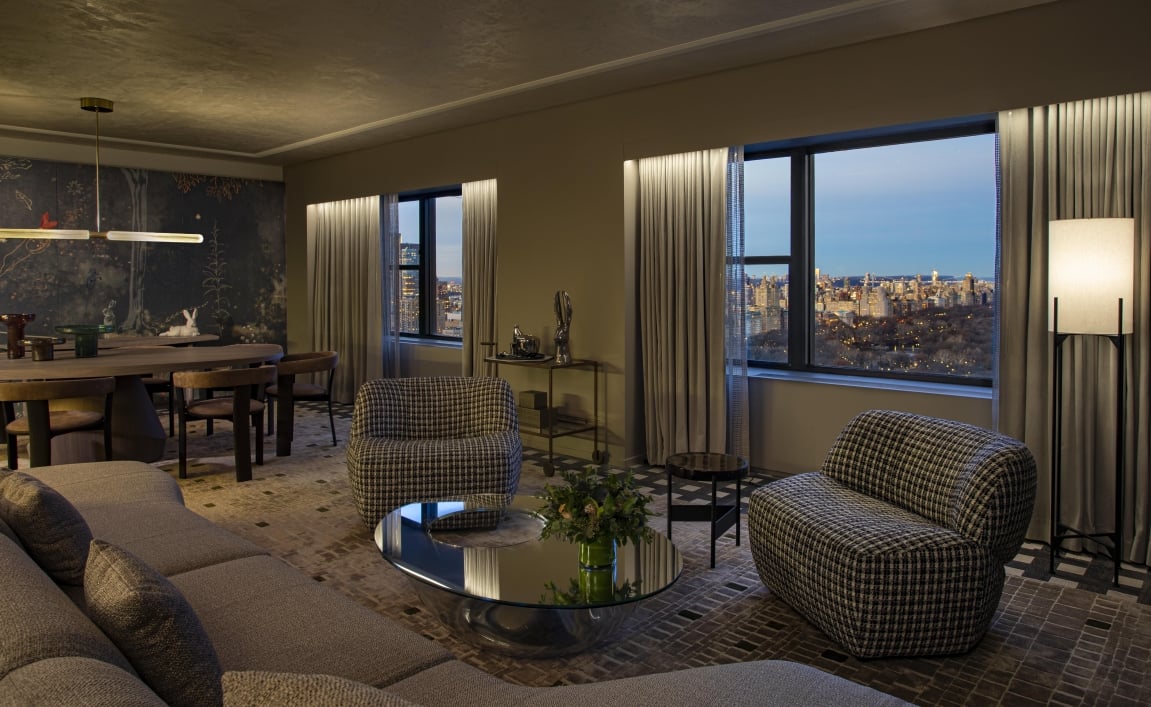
[80,500,268,576]
[223,671,423,706]
[170,554,453,687]
[85,539,223,707]
[0,656,165,707]
[380,658,912,706]
[0,514,22,548]
[0,469,92,584]
[0,535,133,681]
[29,461,185,508]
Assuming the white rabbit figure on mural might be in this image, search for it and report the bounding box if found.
[160,308,199,337]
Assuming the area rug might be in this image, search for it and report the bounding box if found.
[150,402,1151,706]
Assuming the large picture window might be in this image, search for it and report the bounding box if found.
[744,118,997,384]
[397,186,463,339]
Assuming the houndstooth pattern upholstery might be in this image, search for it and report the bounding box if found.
[346,377,522,529]
[748,410,1037,658]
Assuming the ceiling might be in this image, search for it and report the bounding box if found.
[0,0,1053,167]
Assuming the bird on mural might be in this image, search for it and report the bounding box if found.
[39,212,58,229]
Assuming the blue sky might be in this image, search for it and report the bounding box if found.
[745,133,997,279]
[399,195,463,279]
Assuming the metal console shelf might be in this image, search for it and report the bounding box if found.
[484,356,602,476]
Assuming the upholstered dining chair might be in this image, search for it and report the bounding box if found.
[171,365,276,482]
[265,350,338,448]
[346,376,522,529]
[747,409,1037,658]
[0,377,116,468]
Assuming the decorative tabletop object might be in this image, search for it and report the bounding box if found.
[55,324,114,358]
[539,465,654,554]
[553,290,572,365]
[539,465,654,603]
[1,313,35,359]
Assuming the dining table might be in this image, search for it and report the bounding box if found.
[0,342,283,464]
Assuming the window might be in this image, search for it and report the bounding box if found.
[744,118,997,384]
[397,186,463,339]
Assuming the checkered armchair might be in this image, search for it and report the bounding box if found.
[748,409,1037,658]
[346,377,523,529]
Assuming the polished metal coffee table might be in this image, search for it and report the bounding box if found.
[375,495,682,657]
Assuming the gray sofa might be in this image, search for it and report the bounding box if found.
[0,460,907,706]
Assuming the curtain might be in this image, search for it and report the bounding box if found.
[381,193,401,379]
[308,195,391,403]
[725,147,749,461]
[638,147,741,465]
[997,92,1150,563]
[462,179,498,377]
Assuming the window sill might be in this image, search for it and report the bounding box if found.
[747,368,992,400]
[399,337,462,350]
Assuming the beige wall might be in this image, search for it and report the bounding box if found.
[284,0,1151,473]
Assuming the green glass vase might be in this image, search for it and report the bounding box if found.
[578,537,616,569]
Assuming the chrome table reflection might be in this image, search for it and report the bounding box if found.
[375,495,682,657]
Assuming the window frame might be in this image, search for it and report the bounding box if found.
[397,185,463,341]
[744,115,997,387]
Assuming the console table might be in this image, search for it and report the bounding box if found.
[484,356,602,475]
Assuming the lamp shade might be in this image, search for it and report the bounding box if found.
[1048,218,1135,334]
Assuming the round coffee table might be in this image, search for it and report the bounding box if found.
[665,452,749,568]
[375,495,682,657]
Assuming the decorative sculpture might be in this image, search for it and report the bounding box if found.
[554,290,572,366]
[160,308,199,337]
[102,300,117,328]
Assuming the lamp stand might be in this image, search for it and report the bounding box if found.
[1049,297,1125,587]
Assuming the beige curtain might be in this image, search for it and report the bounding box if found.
[307,195,388,403]
[997,92,1150,563]
[638,148,729,465]
[462,179,498,377]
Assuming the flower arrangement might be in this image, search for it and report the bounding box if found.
[538,465,654,545]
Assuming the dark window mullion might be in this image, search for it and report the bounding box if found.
[789,150,812,368]
[423,199,438,336]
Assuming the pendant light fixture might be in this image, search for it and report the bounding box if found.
[0,97,203,244]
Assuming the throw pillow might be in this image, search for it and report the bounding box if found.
[0,469,92,584]
[84,539,223,707]
[222,671,422,707]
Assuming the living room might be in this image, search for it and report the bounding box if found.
[0,0,1148,704]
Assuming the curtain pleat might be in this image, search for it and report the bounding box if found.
[725,147,749,461]
[381,193,401,379]
[307,196,386,403]
[462,179,498,377]
[638,148,729,465]
[997,92,1150,563]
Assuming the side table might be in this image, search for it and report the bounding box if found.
[665,452,749,568]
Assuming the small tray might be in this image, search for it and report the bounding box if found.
[495,352,551,362]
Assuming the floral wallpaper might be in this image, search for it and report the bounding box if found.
[0,156,285,345]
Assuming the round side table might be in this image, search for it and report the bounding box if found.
[665,452,749,568]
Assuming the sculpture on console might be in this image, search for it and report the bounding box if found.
[554,290,572,366]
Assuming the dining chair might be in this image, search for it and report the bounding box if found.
[265,351,338,449]
[0,377,116,468]
[171,365,276,482]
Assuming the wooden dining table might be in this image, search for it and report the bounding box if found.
[0,343,283,464]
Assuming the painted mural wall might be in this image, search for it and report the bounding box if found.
[0,156,285,345]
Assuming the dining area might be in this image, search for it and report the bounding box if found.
[0,334,338,482]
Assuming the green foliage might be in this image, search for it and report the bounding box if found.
[538,465,654,545]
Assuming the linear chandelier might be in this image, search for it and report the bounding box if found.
[0,97,203,244]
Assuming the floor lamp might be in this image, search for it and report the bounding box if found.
[1048,217,1135,587]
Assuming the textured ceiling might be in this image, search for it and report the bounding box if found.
[0,0,1052,166]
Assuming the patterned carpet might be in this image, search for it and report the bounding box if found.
[130,402,1151,705]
